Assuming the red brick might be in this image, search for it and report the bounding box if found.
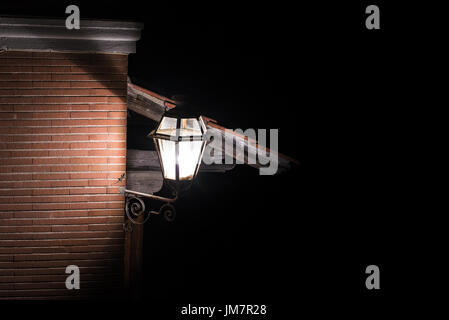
[107,126,127,133]
[108,97,127,103]
[0,167,12,173]
[69,187,106,195]
[0,66,33,72]
[0,129,29,135]
[34,51,127,61]
[107,112,127,118]
[0,158,32,165]
[88,179,123,187]
[16,112,70,119]
[0,142,70,150]
[13,104,91,112]
[89,209,123,216]
[0,81,33,88]
[2,88,125,97]
[11,166,47,173]
[88,119,126,126]
[13,210,90,219]
[0,258,122,269]
[0,57,124,67]
[0,135,14,142]
[33,173,70,180]
[48,150,89,157]
[71,66,127,74]
[32,188,69,196]
[71,112,108,119]
[0,203,33,211]
[33,157,112,165]
[13,135,53,142]
[0,173,33,181]
[106,187,120,194]
[6,195,91,204]
[0,181,23,188]
[108,142,126,148]
[32,66,71,72]
[51,135,89,142]
[0,74,52,81]
[90,104,127,111]
[0,189,32,196]
[0,113,16,120]
[21,180,90,188]
[77,202,115,210]
[32,81,69,88]
[88,149,126,157]
[0,238,117,248]
[88,134,119,141]
[71,81,126,89]
[52,225,89,232]
[70,142,107,149]
[52,74,126,81]
[70,172,109,179]
[0,105,13,111]
[50,119,89,126]
[88,224,122,232]
[70,127,109,134]
[89,164,126,171]
[32,157,78,165]
[32,203,70,211]
[0,218,34,226]
[1,96,114,104]
[0,120,52,127]
[0,225,51,233]
[49,165,90,172]
[33,217,107,225]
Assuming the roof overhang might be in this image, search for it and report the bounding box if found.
[0,16,143,54]
[127,81,300,174]
[128,82,176,121]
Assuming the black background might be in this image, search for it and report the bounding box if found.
[1,0,441,317]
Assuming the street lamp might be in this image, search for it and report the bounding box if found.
[120,112,207,225]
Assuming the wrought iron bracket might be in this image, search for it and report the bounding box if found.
[119,187,178,226]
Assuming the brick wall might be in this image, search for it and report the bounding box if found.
[0,51,127,299]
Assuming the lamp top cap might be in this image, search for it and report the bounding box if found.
[150,112,207,141]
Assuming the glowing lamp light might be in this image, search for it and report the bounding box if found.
[149,114,207,191]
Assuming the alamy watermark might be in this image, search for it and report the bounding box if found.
[171,128,280,175]
[365,5,380,30]
[365,264,380,290]
[65,5,80,30]
[203,128,279,175]
[65,265,80,290]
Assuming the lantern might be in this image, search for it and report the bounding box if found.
[149,114,207,191]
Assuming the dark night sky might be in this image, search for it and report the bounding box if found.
[1,0,436,316]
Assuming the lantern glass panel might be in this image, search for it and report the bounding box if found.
[179,118,202,136]
[156,116,177,136]
[156,138,177,180]
[178,140,204,180]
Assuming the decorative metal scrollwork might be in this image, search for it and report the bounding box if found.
[120,187,178,225]
[125,195,151,225]
[159,203,176,222]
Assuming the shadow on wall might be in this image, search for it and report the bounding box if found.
[0,15,143,98]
